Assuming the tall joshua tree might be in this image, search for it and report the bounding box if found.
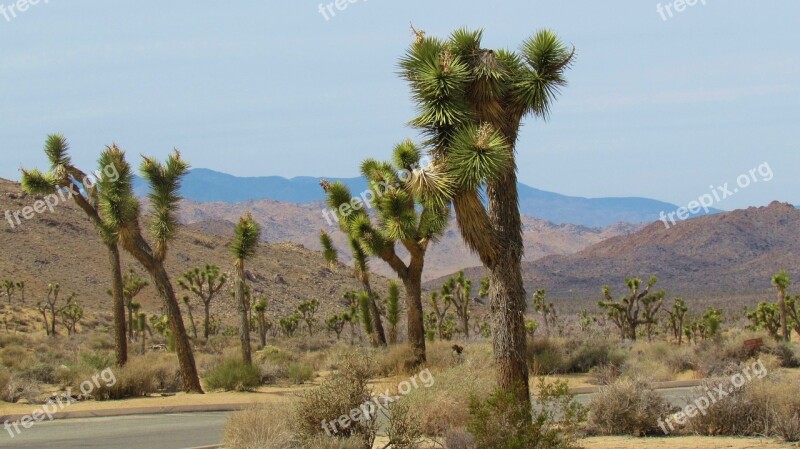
[321,140,451,364]
[178,264,227,340]
[21,135,128,366]
[598,276,665,341]
[232,213,261,365]
[95,145,203,393]
[771,270,791,342]
[400,28,574,404]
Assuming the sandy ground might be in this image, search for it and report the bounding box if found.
[579,436,797,448]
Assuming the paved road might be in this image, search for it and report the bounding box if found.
[1,386,702,449]
[2,412,228,449]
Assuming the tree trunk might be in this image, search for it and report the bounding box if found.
[124,235,204,393]
[779,290,789,342]
[203,302,211,340]
[235,262,252,365]
[364,284,387,347]
[108,244,128,367]
[403,263,427,366]
[486,166,531,409]
[127,305,134,341]
[257,315,266,348]
[186,303,198,339]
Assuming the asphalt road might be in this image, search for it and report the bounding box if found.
[2,412,228,449]
[0,386,701,449]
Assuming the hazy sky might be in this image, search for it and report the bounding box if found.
[1,1,797,210]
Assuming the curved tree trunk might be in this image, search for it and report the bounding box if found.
[403,263,427,366]
[235,261,252,365]
[123,236,204,393]
[108,244,128,367]
[203,302,211,340]
[364,283,387,347]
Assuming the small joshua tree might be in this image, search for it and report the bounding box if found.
[2,280,15,304]
[15,281,25,304]
[359,292,374,339]
[122,270,149,341]
[231,213,261,365]
[442,271,474,339]
[787,295,800,338]
[532,289,558,337]
[667,298,689,346]
[747,302,782,341]
[429,291,452,340]
[771,270,791,342]
[253,297,269,348]
[327,313,347,340]
[386,281,401,344]
[296,299,320,337]
[37,283,73,337]
[598,276,665,341]
[178,264,227,341]
[60,296,84,335]
[279,314,300,338]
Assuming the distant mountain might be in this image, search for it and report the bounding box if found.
[431,201,799,312]
[135,169,719,227]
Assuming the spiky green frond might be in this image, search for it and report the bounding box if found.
[405,161,455,208]
[511,30,574,119]
[349,237,369,275]
[231,213,261,261]
[448,123,511,190]
[772,270,791,291]
[20,169,58,195]
[97,146,139,235]
[448,28,483,58]
[418,204,451,241]
[319,230,338,266]
[392,140,421,170]
[44,134,72,169]
[140,151,189,255]
[349,214,389,254]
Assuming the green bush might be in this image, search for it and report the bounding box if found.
[564,339,624,373]
[468,380,584,449]
[205,358,261,392]
[287,363,314,385]
[79,351,115,371]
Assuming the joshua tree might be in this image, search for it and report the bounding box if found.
[598,277,665,341]
[2,281,15,304]
[348,236,386,347]
[341,291,361,344]
[122,270,149,341]
[442,271,474,339]
[279,314,300,338]
[134,312,151,354]
[399,27,574,405]
[37,283,73,337]
[327,313,347,340]
[253,297,269,348]
[429,291,452,340]
[297,299,320,337]
[231,213,261,365]
[178,264,228,340]
[358,292,374,339]
[386,281,401,344]
[182,296,198,339]
[771,270,791,342]
[321,139,451,364]
[319,230,338,269]
[15,281,25,304]
[787,295,800,338]
[22,135,128,366]
[531,289,558,337]
[667,298,689,345]
[93,145,202,392]
[60,296,84,335]
[747,302,782,340]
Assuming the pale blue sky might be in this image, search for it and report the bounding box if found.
[1,0,798,210]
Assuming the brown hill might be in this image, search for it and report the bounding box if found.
[436,201,798,312]
[0,179,386,323]
[178,200,639,282]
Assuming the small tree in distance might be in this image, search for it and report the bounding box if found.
[179,264,228,341]
[231,213,261,365]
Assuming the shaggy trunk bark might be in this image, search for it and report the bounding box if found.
[257,315,266,348]
[108,244,128,367]
[403,262,427,366]
[125,235,204,393]
[486,163,531,409]
[235,261,252,365]
[127,305,134,341]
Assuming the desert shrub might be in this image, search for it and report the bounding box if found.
[79,351,115,371]
[373,344,414,376]
[385,401,423,449]
[527,338,567,374]
[295,351,376,448]
[287,363,314,385]
[770,342,800,368]
[84,333,115,351]
[0,367,11,402]
[1,373,42,403]
[587,377,671,436]
[398,357,494,436]
[204,358,261,392]
[443,428,476,449]
[0,344,32,371]
[467,379,585,449]
[564,338,625,373]
[224,404,297,449]
[256,345,296,365]
[25,362,60,384]
[299,436,364,449]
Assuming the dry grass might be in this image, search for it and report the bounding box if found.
[587,377,672,436]
[224,403,297,449]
